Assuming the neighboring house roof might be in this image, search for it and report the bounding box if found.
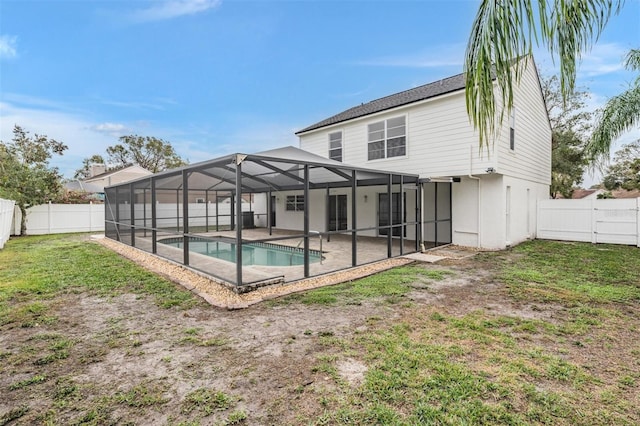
[571,189,600,199]
[296,73,467,135]
[64,180,104,193]
[611,188,640,199]
[84,165,152,183]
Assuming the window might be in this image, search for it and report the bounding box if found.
[285,195,305,212]
[195,198,205,203]
[368,116,406,160]
[509,108,516,150]
[328,131,342,162]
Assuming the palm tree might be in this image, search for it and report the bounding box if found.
[587,48,640,164]
[465,0,623,150]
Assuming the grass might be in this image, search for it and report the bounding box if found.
[299,241,640,425]
[181,388,235,415]
[0,234,198,326]
[493,240,640,304]
[277,266,452,305]
[1,235,638,424]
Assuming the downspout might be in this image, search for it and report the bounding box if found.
[420,184,425,252]
[468,144,482,248]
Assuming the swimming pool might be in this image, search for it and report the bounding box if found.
[159,237,322,266]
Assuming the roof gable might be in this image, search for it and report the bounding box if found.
[85,165,152,182]
[296,72,466,135]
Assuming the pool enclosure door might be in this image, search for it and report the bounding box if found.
[328,194,348,231]
[378,192,405,237]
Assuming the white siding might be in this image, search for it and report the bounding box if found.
[496,58,552,185]
[299,92,496,178]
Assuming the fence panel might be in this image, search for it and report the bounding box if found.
[0,198,16,249]
[537,198,639,247]
[25,203,105,235]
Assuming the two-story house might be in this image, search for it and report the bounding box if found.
[294,56,551,250]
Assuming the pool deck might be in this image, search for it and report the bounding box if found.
[131,227,420,287]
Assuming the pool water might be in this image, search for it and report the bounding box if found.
[160,237,322,266]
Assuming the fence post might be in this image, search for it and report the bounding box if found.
[48,201,52,235]
[89,201,93,231]
[590,198,596,244]
[636,197,639,248]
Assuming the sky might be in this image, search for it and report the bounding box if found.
[1,0,639,186]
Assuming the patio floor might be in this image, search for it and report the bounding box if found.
[132,227,421,287]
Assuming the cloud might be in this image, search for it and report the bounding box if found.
[90,122,131,136]
[130,0,221,23]
[0,35,18,59]
[354,44,465,68]
[579,43,628,77]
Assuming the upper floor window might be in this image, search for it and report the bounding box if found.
[329,131,342,162]
[368,116,406,160]
[509,108,516,151]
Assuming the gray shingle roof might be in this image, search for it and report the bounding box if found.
[296,72,466,134]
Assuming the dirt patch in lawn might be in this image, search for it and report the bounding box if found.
[1,241,638,425]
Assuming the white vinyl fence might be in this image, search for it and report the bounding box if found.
[19,202,105,235]
[0,198,16,249]
[14,201,261,235]
[537,198,640,247]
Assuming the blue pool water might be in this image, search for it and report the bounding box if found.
[159,237,322,266]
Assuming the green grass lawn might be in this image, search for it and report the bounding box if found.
[0,235,638,425]
[0,234,197,328]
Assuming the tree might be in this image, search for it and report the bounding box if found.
[0,125,68,234]
[588,49,640,163]
[465,0,623,150]
[105,135,186,173]
[541,75,592,198]
[602,139,640,191]
[74,154,106,179]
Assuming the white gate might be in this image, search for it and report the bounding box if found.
[537,198,640,247]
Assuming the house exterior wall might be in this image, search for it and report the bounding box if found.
[496,58,552,185]
[271,186,418,240]
[298,91,496,178]
[87,166,152,188]
[298,58,551,250]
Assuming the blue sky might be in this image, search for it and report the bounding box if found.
[1,0,638,186]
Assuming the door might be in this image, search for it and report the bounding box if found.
[270,196,276,227]
[378,192,405,237]
[329,195,348,231]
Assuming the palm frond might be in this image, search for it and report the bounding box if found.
[465,0,621,149]
[587,82,640,166]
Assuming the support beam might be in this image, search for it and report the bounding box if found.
[205,189,209,231]
[215,190,219,231]
[252,158,305,183]
[268,190,272,236]
[115,186,120,242]
[303,164,310,278]
[326,167,351,181]
[235,158,243,286]
[182,169,190,266]
[399,175,404,256]
[130,182,135,247]
[151,178,157,254]
[219,164,282,191]
[351,170,357,266]
[325,185,330,242]
[387,174,392,258]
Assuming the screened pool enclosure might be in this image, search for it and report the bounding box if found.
[105,147,452,291]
